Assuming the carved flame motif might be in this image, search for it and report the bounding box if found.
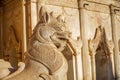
[88,26,114,80]
[89,26,111,65]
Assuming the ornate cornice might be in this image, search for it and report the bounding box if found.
[79,1,110,14]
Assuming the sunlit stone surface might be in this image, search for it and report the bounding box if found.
[0,0,120,80]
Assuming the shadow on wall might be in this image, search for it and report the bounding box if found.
[62,45,74,80]
[95,28,114,80]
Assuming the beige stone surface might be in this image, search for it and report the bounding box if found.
[38,0,78,8]
[30,2,38,31]
[2,0,25,66]
[38,5,81,40]
[37,5,82,80]
[0,0,120,80]
[79,1,114,80]
[0,59,12,79]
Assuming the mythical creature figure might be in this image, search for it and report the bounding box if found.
[0,6,82,80]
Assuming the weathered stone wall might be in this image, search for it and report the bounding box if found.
[25,0,120,80]
[79,0,120,80]
[0,0,120,80]
[79,1,113,80]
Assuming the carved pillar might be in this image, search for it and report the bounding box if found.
[21,0,27,60]
[110,5,120,80]
[79,1,92,80]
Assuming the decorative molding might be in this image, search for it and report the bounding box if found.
[79,1,110,13]
[110,5,120,16]
[88,26,113,56]
[88,26,114,80]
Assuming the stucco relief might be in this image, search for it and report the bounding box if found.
[41,5,80,40]
[88,26,114,80]
[4,26,20,67]
[0,6,82,80]
[3,0,23,63]
[80,1,113,80]
[80,1,112,40]
[37,5,82,80]
[3,0,22,40]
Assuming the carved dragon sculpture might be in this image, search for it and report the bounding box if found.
[0,6,82,80]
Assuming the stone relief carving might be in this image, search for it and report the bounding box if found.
[88,26,114,80]
[89,26,114,63]
[0,6,82,80]
[4,26,20,67]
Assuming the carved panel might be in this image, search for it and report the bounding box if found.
[80,1,112,80]
[3,0,24,63]
[88,26,114,80]
[4,26,20,67]
[82,11,111,40]
[3,1,23,42]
